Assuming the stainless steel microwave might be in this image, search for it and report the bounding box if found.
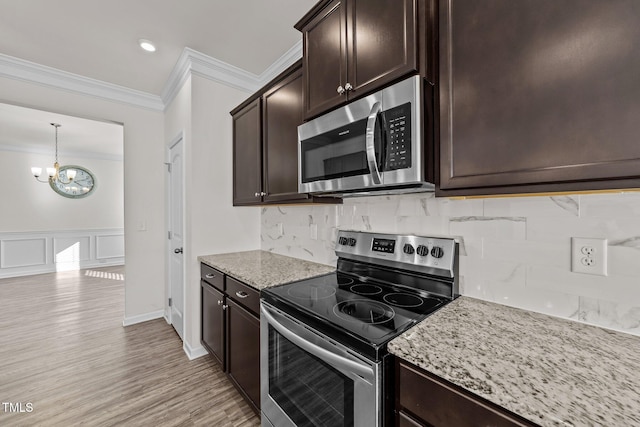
[298,75,434,196]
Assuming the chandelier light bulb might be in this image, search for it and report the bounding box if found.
[66,169,77,180]
[31,167,42,178]
[47,167,56,177]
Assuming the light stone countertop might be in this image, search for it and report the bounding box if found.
[388,296,640,427]
[198,250,335,290]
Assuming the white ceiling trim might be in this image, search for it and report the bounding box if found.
[0,143,123,161]
[160,41,303,108]
[0,53,164,111]
[0,41,302,112]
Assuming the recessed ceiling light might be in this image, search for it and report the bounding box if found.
[138,39,156,52]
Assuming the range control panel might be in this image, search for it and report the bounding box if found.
[335,230,458,278]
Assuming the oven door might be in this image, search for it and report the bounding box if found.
[260,301,380,427]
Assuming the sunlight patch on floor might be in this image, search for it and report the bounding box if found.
[84,270,124,281]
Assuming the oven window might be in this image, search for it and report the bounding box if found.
[269,325,354,427]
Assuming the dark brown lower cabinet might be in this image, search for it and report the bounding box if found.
[201,281,225,368]
[200,264,261,415]
[396,359,538,427]
[226,298,261,413]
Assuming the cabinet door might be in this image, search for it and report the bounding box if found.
[438,0,640,195]
[226,299,260,414]
[396,360,536,427]
[347,0,418,96]
[201,281,225,368]
[301,0,347,119]
[262,66,310,203]
[232,98,262,205]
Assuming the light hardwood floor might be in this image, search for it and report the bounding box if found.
[0,266,260,426]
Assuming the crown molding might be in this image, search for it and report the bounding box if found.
[0,53,164,111]
[0,143,123,161]
[257,40,303,85]
[0,41,303,112]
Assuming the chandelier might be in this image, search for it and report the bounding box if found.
[31,123,77,185]
[30,123,96,198]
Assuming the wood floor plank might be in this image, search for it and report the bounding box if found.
[0,266,260,426]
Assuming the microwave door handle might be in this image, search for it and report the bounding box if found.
[365,101,383,185]
[261,304,373,381]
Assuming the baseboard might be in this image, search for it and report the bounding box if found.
[122,310,165,327]
[183,340,209,360]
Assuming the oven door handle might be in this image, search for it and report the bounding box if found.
[261,304,373,381]
[365,101,383,185]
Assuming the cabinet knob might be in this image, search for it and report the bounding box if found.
[254,192,260,197]
[337,85,346,95]
[344,82,353,91]
[205,273,215,279]
[261,191,267,196]
[217,300,222,305]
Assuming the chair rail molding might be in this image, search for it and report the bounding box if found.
[0,228,124,278]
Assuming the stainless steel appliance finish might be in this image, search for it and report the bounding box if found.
[260,302,380,427]
[260,230,459,427]
[298,75,434,196]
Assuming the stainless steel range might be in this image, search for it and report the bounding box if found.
[260,230,459,427]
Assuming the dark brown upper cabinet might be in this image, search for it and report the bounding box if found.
[232,97,262,205]
[231,61,341,206]
[296,0,435,120]
[437,0,640,196]
[261,67,308,203]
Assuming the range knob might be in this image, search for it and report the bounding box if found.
[416,245,429,257]
[347,238,357,247]
[431,246,445,258]
[338,236,348,245]
[403,243,415,255]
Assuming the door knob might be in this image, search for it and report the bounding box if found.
[174,248,183,254]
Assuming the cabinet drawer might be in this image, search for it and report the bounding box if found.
[226,276,260,315]
[397,360,536,427]
[200,263,224,291]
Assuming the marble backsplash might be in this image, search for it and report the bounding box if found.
[261,191,640,337]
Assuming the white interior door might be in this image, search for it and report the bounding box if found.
[168,138,184,340]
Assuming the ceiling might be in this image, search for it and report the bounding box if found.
[0,0,316,95]
[0,0,317,156]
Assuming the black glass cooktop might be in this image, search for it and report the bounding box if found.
[261,271,449,360]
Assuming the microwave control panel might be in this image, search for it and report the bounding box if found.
[384,102,412,171]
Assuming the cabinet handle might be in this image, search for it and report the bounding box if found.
[205,273,215,279]
[344,82,353,92]
[337,85,346,95]
[235,291,249,299]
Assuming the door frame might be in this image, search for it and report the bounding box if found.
[165,131,186,339]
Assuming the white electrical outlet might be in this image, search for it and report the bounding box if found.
[571,237,608,276]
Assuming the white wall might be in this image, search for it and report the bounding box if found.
[262,192,640,337]
[0,149,123,232]
[164,74,261,355]
[0,76,166,322]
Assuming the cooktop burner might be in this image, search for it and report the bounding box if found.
[383,292,425,308]
[351,284,382,295]
[334,300,395,324]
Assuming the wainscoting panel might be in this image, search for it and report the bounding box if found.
[0,229,124,278]
[96,234,125,259]
[0,238,47,269]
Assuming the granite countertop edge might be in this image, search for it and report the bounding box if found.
[198,250,335,290]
